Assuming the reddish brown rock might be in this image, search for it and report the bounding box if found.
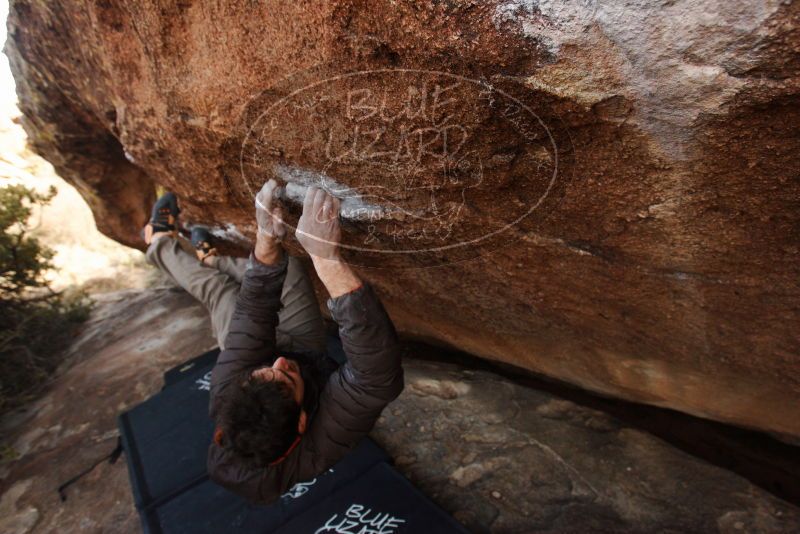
[5,1,800,436]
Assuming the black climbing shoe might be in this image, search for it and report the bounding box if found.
[191,226,217,262]
[149,192,180,233]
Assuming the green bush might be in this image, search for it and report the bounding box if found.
[0,184,91,413]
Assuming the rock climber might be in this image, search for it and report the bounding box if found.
[141,180,404,503]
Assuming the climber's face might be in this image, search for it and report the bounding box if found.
[251,356,305,406]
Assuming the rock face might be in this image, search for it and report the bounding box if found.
[5,1,800,437]
[1,287,798,533]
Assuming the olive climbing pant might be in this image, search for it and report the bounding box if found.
[145,236,326,353]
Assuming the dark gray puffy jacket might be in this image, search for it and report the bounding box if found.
[207,253,404,504]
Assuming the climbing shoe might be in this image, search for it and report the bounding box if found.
[191,226,217,262]
[149,192,180,233]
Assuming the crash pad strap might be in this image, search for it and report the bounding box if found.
[57,437,123,502]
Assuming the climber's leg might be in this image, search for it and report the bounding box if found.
[143,194,324,353]
[208,256,249,285]
[274,256,327,354]
[145,235,240,350]
[146,234,323,353]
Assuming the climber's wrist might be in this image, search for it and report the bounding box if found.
[312,255,361,298]
[254,233,283,265]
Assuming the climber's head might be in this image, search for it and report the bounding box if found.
[219,356,307,467]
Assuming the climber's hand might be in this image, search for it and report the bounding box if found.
[298,186,360,297]
[254,179,285,264]
[255,179,286,241]
[296,186,341,261]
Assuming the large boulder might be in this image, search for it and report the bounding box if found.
[5,0,800,437]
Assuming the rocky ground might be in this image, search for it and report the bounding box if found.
[1,284,798,533]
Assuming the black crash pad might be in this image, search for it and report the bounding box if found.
[119,358,216,508]
[141,438,390,534]
[120,348,390,532]
[274,462,468,534]
[120,343,465,533]
[162,347,220,387]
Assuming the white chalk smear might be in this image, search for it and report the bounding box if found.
[271,163,402,222]
[208,223,249,244]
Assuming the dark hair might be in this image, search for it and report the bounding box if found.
[221,375,301,468]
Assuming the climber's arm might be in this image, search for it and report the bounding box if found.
[209,180,287,416]
[278,186,403,486]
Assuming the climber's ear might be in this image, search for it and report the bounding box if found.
[298,409,308,435]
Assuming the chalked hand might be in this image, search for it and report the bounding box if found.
[296,186,341,260]
[253,179,286,265]
[255,179,286,242]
